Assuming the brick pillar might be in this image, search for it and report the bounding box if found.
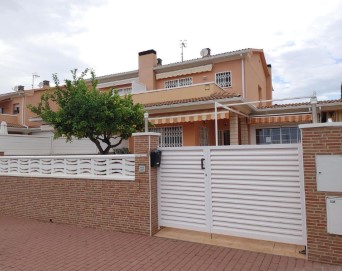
[240,117,248,145]
[132,132,160,236]
[230,113,239,145]
[300,123,342,265]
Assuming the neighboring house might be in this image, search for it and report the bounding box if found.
[0,81,50,134]
[0,48,341,148]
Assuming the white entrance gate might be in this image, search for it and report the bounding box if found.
[158,144,306,245]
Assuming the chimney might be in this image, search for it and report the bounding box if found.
[138,49,157,90]
[157,58,162,66]
[18,85,24,91]
[43,80,50,88]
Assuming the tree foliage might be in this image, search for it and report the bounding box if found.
[29,69,145,154]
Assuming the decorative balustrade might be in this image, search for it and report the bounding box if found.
[0,154,140,180]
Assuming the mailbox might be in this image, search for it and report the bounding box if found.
[150,150,162,167]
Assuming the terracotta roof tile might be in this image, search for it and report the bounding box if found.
[318,99,342,105]
[258,102,310,109]
[6,123,27,128]
[156,48,253,68]
[144,92,240,108]
[257,99,342,109]
[95,48,256,80]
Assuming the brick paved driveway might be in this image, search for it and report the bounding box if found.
[0,215,341,271]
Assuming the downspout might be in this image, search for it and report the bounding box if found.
[241,55,245,99]
[21,94,29,129]
[21,95,24,125]
[310,93,318,123]
[148,135,152,236]
[215,102,218,146]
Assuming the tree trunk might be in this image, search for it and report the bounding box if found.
[88,135,123,154]
[88,136,106,154]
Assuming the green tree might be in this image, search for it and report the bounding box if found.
[29,69,145,154]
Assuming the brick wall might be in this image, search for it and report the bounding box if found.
[0,133,160,236]
[301,123,342,265]
[133,132,160,235]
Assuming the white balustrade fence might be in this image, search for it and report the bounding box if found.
[0,154,140,180]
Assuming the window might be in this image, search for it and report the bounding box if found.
[199,126,209,146]
[165,79,178,89]
[256,127,301,144]
[218,130,230,145]
[164,77,192,89]
[13,103,20,114]
[113,87,132,96]
[215,71,232,88]
[150,126,183,147]
[0,107,4,114]
[179,78,192,87]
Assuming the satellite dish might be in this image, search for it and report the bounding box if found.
[200,48,211,57]
[38,82,43,88]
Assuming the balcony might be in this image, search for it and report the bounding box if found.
[132,82,225,106]
[0,114,20,124]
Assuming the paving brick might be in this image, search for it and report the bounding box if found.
[0,215,341,271]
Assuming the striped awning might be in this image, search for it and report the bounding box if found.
[150,111,229,125]
[156,64,213,80]
[249,114,312,124]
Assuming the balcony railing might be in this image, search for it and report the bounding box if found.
[133,82,224,106]
[0,154,140,181]
[0,114,19,124]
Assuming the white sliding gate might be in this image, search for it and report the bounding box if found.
[158,144,306,245]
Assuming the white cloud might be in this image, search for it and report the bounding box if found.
[266,3,342,100]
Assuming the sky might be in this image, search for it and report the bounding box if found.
[1,0,342,102]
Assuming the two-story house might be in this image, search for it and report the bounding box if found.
[97,48,273,148]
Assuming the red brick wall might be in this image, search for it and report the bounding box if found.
[0,133,160,236]
[133,133,160,235]
[301,124,342,264]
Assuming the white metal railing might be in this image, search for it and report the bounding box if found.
[0,154,141,181]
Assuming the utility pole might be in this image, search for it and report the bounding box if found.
[180,40,187,62]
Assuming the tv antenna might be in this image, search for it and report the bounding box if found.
[180,40,187,62]
[32,72,40,89]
